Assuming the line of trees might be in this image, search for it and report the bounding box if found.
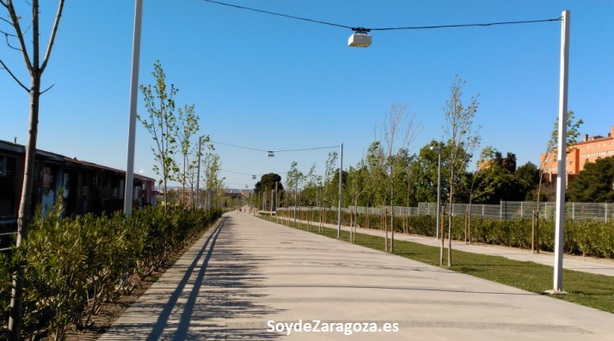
[252,76,613,262]
[138,60,224,209]
[1,3,224,336]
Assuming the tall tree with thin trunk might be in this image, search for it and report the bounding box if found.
[138,60,180,207]
[286,161,304,225]
[381,102,419,252]
[1,1,66,339]
[442,75,481,267]
[365,141,386,231]
[176,104,200,205]
[203,151,220,209]
[347,160,368,242]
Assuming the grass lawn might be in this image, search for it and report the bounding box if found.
[266,217,614,314]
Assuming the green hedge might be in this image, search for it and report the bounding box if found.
[0,204,221,340]
[276,208,614,259]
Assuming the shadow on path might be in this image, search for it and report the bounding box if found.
[102,215,283,340]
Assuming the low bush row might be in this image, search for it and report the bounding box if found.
[0,204,221,340]
[277,208,614,258]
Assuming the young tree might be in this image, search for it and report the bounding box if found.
[323,151,338,207]
[138,60,180,207]
[364,141,386,231]
[347,160,368,241]
[381,102,419,252]
[1,1,66,338]
[186,136,210,207]
[203,151,221,210]
[442,75,481,266]
[303,163,322,207]
[176,104,200,205]
[365,141,386,208]
[412,142,448,204]
[286,161,304,226]
[302,164,322,227]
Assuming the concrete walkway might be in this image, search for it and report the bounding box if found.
[100,211,614,340]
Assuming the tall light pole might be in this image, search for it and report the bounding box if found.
[346,10,570,289]
[552,10,570,294]
[123,0,143,217]
[430,145,442,239]
[337,143,344,238]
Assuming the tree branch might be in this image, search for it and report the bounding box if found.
[5,0,33,72]
[40,0,65,73]
[3,31,23,51]
[0,58,28,91]
[40,83,55,94]
[0,15,12,25]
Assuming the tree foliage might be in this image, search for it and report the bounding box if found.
[138,60,180,205]
[442,75,481,266]
[470,147,529,204]
[176,104,201,204]
[285,161,304,207]
[203,151,221,209]
[537,110,584,202]
[443,75,481,204]
[567,157,614,203]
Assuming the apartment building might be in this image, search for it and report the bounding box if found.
[540,126,614,180]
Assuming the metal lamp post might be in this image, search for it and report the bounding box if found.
[348,10,571,292]
[337,143,343,238]
[551,10,570,294]
[123,0,143,217]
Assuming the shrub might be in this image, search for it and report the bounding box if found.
[282,207,614,260]
[0,205,221,340]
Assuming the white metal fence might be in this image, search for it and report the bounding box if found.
[397,201,611,222]
[280,201,613,223]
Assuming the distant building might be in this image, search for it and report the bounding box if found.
[540,126,614,181]
[0,140,156,230]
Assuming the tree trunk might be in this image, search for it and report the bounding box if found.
[384,207,388,252]
[390,209,394,252]
[182,155,187,206]
[9,72,41,340]
[467,211,471,244]
[440,205,445,267]
[390,184,395,253]
[534,173,544,253]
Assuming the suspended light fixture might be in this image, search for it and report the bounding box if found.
[348,27,371,47]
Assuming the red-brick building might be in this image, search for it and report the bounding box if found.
[540,126,614,180]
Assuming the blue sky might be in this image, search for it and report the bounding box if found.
[2,0,613,190]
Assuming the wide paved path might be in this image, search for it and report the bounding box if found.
[100,211,614,340]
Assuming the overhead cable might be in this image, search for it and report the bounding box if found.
[202,0,561,32]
